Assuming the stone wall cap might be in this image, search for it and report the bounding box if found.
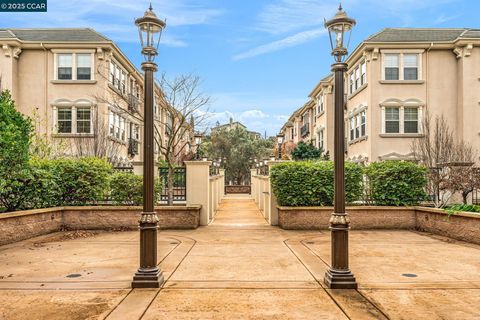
[0,207,63,219]
[277,205,414,210]
[184,161,212,166]
[0,205,202,219]
[415,206,480,219]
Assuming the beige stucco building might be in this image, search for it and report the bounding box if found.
[281,28,480,164]
[0,28,193,173]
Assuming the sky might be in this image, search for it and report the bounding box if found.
[1,0,479,135]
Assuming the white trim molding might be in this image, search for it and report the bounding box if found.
[378,152,416,161]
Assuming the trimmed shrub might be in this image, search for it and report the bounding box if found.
[109,172,162,205]
[0,90,33,212]
[37,157,113,206]
[364,161,427,206]
[270,161,363,206]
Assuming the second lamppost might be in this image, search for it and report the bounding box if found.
[194,133,203,160]
[323,5,357,289]
[276,133,285,160]
[132,5,166,289]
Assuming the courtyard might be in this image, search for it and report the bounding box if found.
[0,198,479,320]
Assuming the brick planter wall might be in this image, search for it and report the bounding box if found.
[277,206,480,245]
[0,208,63,246]
[0,205,201,246]
[278,206,416,230]
[415,207,480,245]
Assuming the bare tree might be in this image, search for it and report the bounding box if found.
[157,74,211,205]
[71,108,124,162]
[412,111,479,206]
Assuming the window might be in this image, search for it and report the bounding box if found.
[120,116,126,141]
[76,108,91,133]
[109,111,115,136]
[57,54,73,80]
[109,62,115,84]
[361,62,366,85]
[76,54,91,80]
[55,105,93,134]
[385,107,400,133]
[317,95,325,114]
[349,110,367,141]
[360,111,366,136]
[403,54,418,80]
[132,123,140,140]
[384,54,399,80]
[349,61,367,94]
[109,111,128,141]
[318,130,324,150]
[404,107,418,133]
[121,71,127,94]
[57,108,72,133]
[349,117,355,141]
[349,73,354,94]
[56,53,93,80]
[355,67,360,90]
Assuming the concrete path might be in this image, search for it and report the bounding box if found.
[1,198,480,319]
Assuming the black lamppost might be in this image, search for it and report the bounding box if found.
[323,5,357,289]
[194,133,203,160]
[131,5,166,289]
[276,133,285,160]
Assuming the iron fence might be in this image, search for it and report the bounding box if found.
[159,167,186,202]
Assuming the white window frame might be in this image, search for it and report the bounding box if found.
[318,129,324,150]
[380,100,424,134]
[53,104,94,134]
[108,110,128,142]
[348,107,367,142]
[53,50,95,81]
[381,50,423,81]
[348,60,367,94]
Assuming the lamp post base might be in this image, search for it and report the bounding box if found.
[324,268,357,289]
[132,268,164,288]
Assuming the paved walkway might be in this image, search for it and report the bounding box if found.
[1,198,480,319]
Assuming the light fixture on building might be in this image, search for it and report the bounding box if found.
[276,133,285,159]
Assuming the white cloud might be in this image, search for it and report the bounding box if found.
[257,0,337,35]
[0,0,223,47]
[205,92,305,135]
[232,28,326,60]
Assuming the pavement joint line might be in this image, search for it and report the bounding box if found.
[355,286,391,319]
[282,238,352,320]
[102,288,133,319]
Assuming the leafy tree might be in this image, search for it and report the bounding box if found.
[0,90,33,211]
[291,141,327,161]
[206,127,274,185]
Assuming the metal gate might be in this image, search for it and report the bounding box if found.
[159,167,186,202]
[224,175,251,194]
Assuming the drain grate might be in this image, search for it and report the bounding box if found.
[401,273,418,278]
[66,274,82,278]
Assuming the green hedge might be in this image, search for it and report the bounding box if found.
[37,157,113,206]
[270,161,363,206]
[364,161,427,206]
[110,172,161,206]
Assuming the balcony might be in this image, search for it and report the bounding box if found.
[301,123,310,137]
[128,94,139,112]
[128,138,139,156]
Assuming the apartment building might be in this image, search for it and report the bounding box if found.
[0,28,192,173]
[280,28,480,164]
